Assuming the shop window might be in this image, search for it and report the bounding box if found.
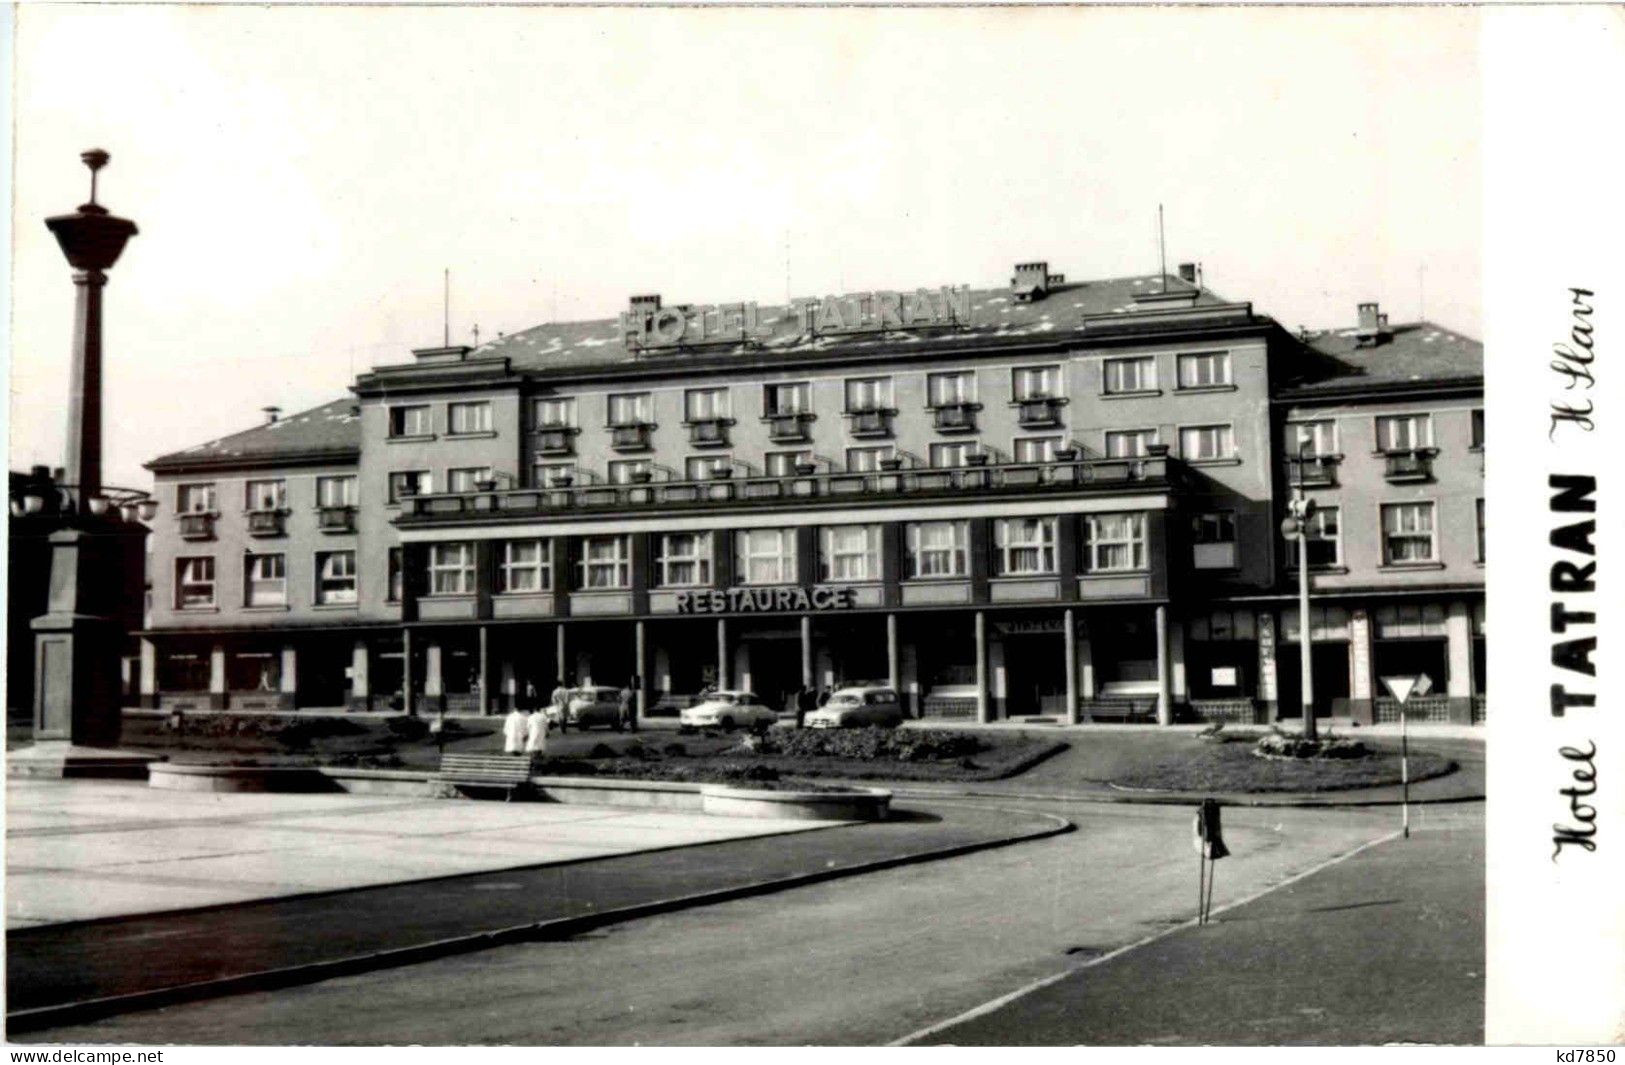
[389,405,431,438]
[1084,513,1146,572]
[994,517,1057,576]
[819,525,881,582]
[448,401,493,436]
[579,535,631,589]
[244,553,286,606]
[1285,507,1342,568]
[657,532,713,587]
[1373,603,1449,639]
[1281,605,1351,642]
[499,540,550,594]
[176,556,216,608]
[735,528,797,585]
[316,550,358,604]
[1176,351,1231,389]
[1191,512,1237,569]
[1381,502,1437,564]
[1102,357,1155,394]
[1104,429,1158,458]
[905,521,969,578]
[428,542,476,596]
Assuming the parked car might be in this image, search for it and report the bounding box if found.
[562,685,630,732]
[803,686,906,729]
[678,690,779,733]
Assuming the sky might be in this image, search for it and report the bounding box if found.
[8,5,1481,491]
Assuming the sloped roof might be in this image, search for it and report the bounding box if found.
[473,274,1228,372]
[146,397,360,472]
[1281,321,1482,394]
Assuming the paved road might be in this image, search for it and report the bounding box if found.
[18,803,1434,1045]
[917,806,1483,1045]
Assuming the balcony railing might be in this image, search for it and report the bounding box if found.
[318,505,357,533]
[246,509,287,537]
[931,402,980,433]
[399,453,1173,522]
[847,408,895,438]
[1285,454,1340,488]
[1015,396,1065,428]
[1383,449,1435,483]
[178,512,216,540]
[686,418,732,447]
[609,423,655,451]
[764,411,815,443]
[532,426,577,456]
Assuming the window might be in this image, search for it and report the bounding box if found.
[685,455,730,480]
[428,542,476,595]
[905,521,969,578]
[1476,499,1486,562]
[765,382,811,416]
[1176,351,1232,388]
[317,475,357,508]
[607,393,651,426]
[928,371,975,406]
[1287,420,1338,458]
[1180,424,1235,461]
[1104,429,1158,458]
[245,479,286,511]
[1285,507,1343,568]
[446,467,492,493]
[845,377,892,412]
[684,388,730,421]
[735,528,798,585]
[994,517,1058,576]
[1471,409,1485,449]
[580,535,631,589]
[533,397,575,428]
[499,540,550,594]
[1191,512,1237,570]
[244,553,287,606]
[1376,413,1434,452]
[448,401,492,436]
[177,483,216,513]
[1013,437,1060,464]
[1382,502,1437,564]
[846,446,893,472]
[388,470,431,503]
[389,405,431,437]
[930,442,973,467]
[1085,513,1147,572]
[387,547,403,602]
[1013,365,1061,400]
[765,450,811,477]
[176,556,216,608]
[608,459,650,484]
[1103,357,1155,394]
[819,525,881,582]
[658,532,713,587]
[316,550,358,604]
[534,462,574,488]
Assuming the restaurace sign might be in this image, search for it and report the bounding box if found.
[673,586,858,614]
[620,287,973,350]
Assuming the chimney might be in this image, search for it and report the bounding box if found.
[1357,302,1381,331]
[262,406,281,425]
[1355,301,1391,347]
[1178,262,1198,284]
[1011,261,1051,302]
[630,294,662,315]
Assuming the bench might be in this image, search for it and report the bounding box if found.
[1080,698,1158,723]
[435,753,538,801]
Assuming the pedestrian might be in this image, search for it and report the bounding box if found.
[817,686,831,708]
[524,703,550,756]
[797,685,816,727]
[550,681,569,731]
[502,702,528,755]
[783,687,799,721]
[521,680,538,712]
[618,684,635,731]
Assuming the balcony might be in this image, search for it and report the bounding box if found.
[246,510,287,537]
[686,418,732,448]
[931,402,980,433]
[847,408,895,439]
[532,426,577,457]
[1383,449,1435,483]
[609,423,654,452]
[1284,454,1340,488]
[398,452,1174,524]
[178,512,216,540]
[318,505,357,533]
[1015,396,1065,428]
[764,411,815,443]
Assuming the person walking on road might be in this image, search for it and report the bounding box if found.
[550,681,570,732]
[524,704,550,756]
[618,684,636,732]
[502,703,528,755]
[797,685,817,727]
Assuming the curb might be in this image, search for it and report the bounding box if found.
[6,804,1072,1035]
[885,785,1485,809]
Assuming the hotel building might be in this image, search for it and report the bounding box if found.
[138,263,1484,726]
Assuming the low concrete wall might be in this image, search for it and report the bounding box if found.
[700,784,891,821]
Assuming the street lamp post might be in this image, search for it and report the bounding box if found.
[1284,440,1319,742]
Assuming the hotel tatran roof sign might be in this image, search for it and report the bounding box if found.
[619,286,973,351]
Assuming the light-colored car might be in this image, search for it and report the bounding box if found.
[678,691,779,733]
[562,685,631,732]
[804,686,906,729]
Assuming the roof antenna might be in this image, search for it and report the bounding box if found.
[443,268,450,347]
[1157,204,1167,294]
[1418,263,1426,321]
[472,323,481,347]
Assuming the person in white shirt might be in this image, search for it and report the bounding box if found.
[524,706,550,755]
[502,704,528,755]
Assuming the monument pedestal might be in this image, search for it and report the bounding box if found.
[8,741,159,779]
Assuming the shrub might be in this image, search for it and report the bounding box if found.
[384,715,430,742]
[764,727,984,763]
[586,742,618,760]
[662,741,688,757]
[1255,732,1370,760]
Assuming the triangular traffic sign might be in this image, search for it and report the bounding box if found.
[1381,675,1423,704]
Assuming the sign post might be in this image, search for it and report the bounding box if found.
[1380,673,1433,838]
